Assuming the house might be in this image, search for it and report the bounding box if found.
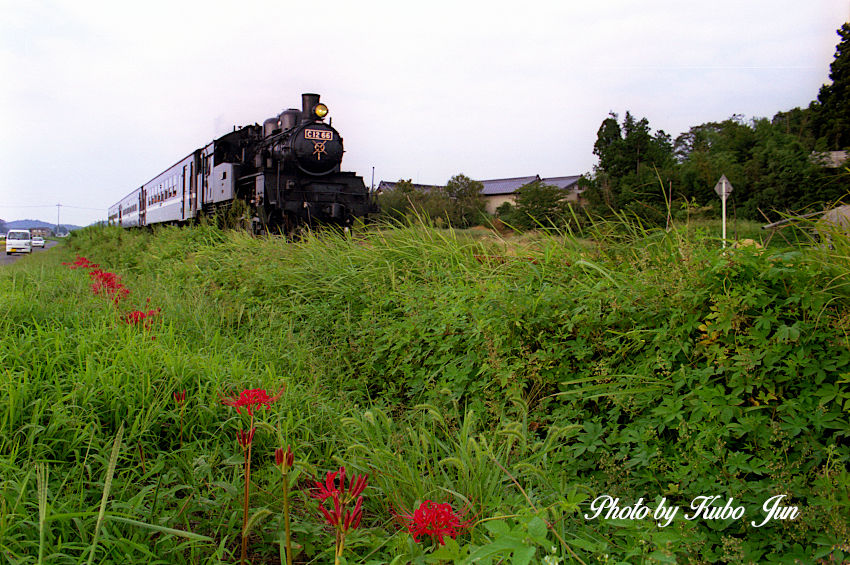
[377,175,584,215]
[479,176,540,214]
[480,175,583,214]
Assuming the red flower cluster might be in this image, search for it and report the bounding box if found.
[311,466,367,532]
[125,309,161,328]
[222,388,284,417]
[398,500,470,545]
[311,466,368,503]
[62,255,161,331]
[89,269,130,303]
[62,256,99,269]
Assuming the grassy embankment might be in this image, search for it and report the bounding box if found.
[1,218,848,564]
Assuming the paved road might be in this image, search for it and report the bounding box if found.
[0,240,60,266]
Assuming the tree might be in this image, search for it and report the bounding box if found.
[443,174,485,228]
[376,179,418,221]
[812,23,850,149]
[377,177,485,227]
[509,180,568,229]
[674,117,754,204]
[585,112,675,220]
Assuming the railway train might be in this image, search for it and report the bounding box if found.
[108,93,376,233]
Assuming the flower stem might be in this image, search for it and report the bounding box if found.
[283,470,292,565]
[334,533,345,565]
[335,531,346,565]
[178,404,184,448]
[240,415,254,565]
[241,442,251,565]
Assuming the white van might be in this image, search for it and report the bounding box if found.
[6,230,32,255]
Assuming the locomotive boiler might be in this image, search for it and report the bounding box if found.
[108,93,375,233]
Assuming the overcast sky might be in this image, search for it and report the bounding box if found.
[1,0,848,227]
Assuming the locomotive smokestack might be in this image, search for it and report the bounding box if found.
[301,93,320,123]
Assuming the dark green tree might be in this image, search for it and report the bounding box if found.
[377,177,486,227]
[443,174,485,227]
[509,180,568,229]
[376,179,418,221]
[674,117,754,204]
[586,112,675,220]
[812,23,850,149]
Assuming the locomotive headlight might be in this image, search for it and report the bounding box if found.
[313,103,329,119]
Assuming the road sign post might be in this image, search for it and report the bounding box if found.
[714,175,734,248]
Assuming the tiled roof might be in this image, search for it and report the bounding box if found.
[542,175,582,190]
[479,176,541,196]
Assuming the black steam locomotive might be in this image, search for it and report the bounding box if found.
[108,93,375,233]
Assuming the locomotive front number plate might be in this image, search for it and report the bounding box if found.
[305,129,333,141]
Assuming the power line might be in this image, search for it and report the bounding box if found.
[63,205,106,211]
[0,203,104,211]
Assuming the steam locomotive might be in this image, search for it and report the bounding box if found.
[108,93,375,233]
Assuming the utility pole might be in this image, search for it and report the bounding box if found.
[56,203,61,236]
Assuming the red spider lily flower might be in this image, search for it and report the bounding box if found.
[62,256,99,269]
[221,388,284,417]
[314,467,367,562]
[173,389,187,405]
[125,309,161,328]
[275,446,294,471]
[348,473,368,499]
[89,269,130,302]
[344,495,364,530]
[125,310,145,324]
[318,492,342,527]
[317,491,364,532]
[397,500,471,546]
[311,469,340,501]
[312,465,368,537]
[237,427,256,448]
[310,466,368,503]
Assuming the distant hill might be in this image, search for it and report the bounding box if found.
[5,219,82,233]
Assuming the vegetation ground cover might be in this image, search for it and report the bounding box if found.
[1,219,848,564]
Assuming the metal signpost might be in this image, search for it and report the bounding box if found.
[714,175,734,248]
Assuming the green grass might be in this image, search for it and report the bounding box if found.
[1,218,848,563]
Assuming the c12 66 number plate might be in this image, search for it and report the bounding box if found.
[304,129,333,141]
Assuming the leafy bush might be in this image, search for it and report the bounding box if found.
[378,175,486,228]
